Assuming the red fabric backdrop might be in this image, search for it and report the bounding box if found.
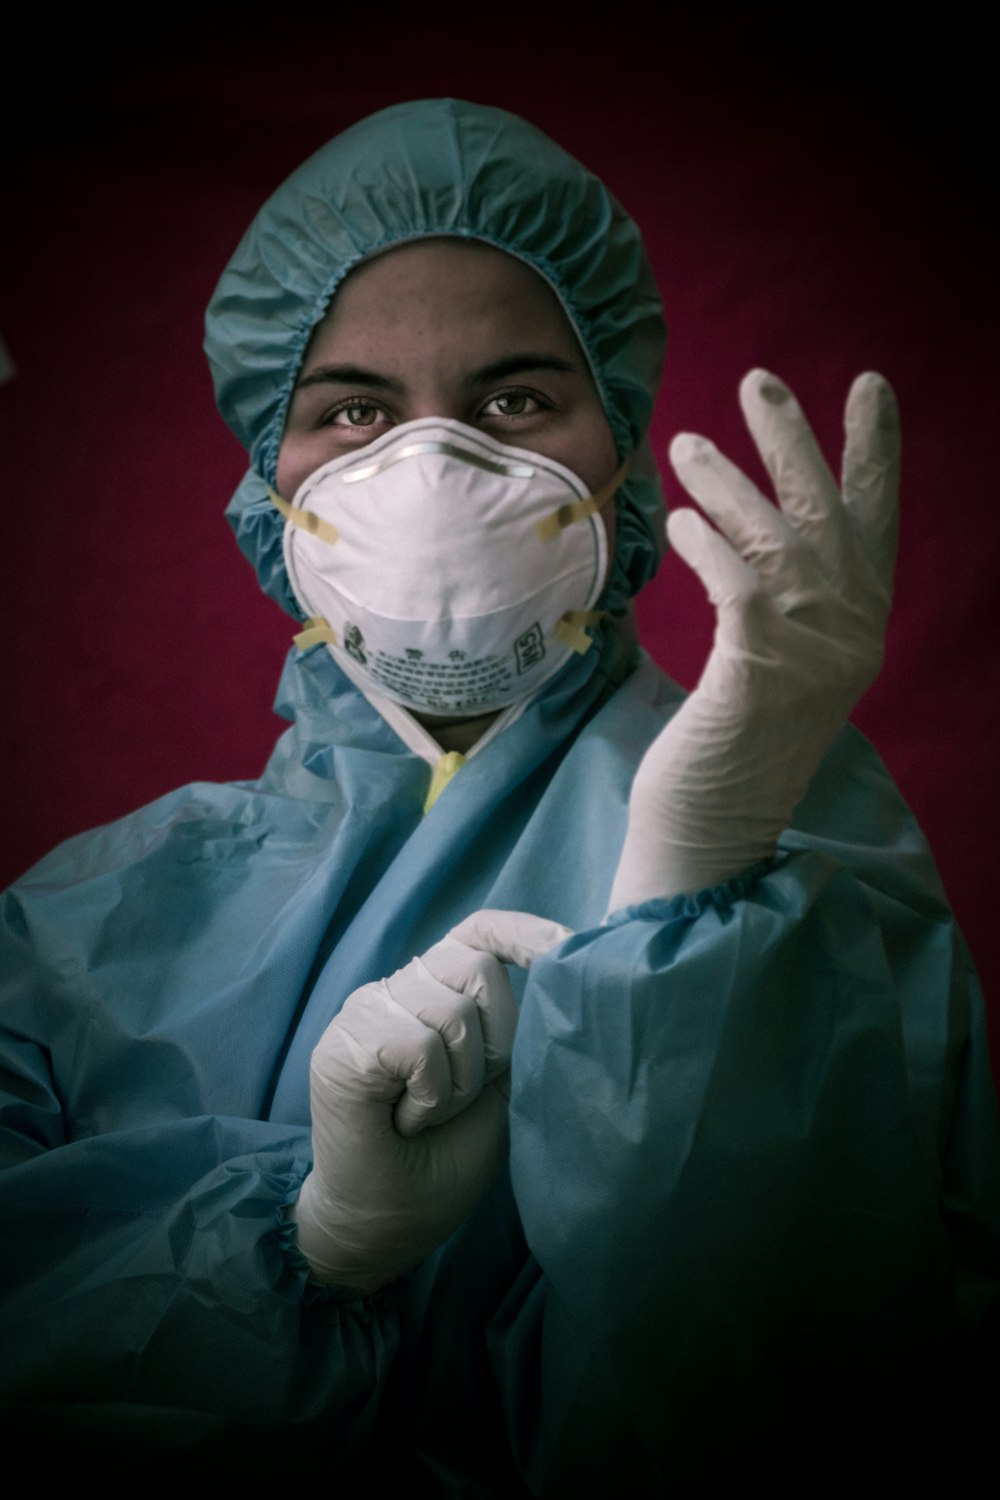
[3,8,997,1071]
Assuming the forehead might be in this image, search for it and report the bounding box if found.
[299,238,593,377]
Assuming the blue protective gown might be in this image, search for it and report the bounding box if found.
[2,100,999,1490]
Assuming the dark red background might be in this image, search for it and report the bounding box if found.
[4,7,997,1070]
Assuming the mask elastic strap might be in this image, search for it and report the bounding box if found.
[267,484,340,545]
[534,456,632,542]
[293,616,338,650]
[554,609,610,655]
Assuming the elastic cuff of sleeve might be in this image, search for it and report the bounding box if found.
[277,1182,371,1302]
[603,852,786,928]
[276,1180,391,1308]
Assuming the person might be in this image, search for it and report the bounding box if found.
[1,98,997,1490]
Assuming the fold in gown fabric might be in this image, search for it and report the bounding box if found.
[2,633,997,1486]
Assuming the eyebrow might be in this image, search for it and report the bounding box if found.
[295,363,403,392]
[294,352,580,392]
[468,353,579,384]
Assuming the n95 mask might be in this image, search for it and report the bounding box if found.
[273,418,618,718]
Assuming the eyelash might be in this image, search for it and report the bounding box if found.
[322,400,389,429]
[480,387,551,420]
[319,387,553,430]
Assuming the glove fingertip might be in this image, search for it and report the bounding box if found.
[665,506,712,570]
[846,371,900,432]
[850,368,892,394]
[739,367,789,414]
[739,365,772,393]
[668,431,716,478]
[666,504,705,543]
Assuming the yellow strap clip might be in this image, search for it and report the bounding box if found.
[554,609,609,655]
[423,751,467,813]
[535,457,632,542]
[267,484,339,546]
[293,617,338,651]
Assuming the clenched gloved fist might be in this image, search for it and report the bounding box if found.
[291,909,572,1295]
[608,370,900,910]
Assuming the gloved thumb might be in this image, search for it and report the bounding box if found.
[446,908,573,968]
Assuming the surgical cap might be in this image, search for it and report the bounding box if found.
[205,99,667,617]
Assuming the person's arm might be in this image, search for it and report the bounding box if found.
[0,898,399,1467]
[506,781,1000,1487]
[495,375,998,1486]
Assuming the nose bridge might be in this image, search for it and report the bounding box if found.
[408,397,465,423]
[400,360,469,425]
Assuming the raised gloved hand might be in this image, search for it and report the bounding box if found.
[291,908,572,1295]
[608,369,900,911]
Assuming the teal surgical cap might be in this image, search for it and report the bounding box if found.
[205,99,667,617]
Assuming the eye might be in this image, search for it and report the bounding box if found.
[326,401,386,428]
[480,389,547,420]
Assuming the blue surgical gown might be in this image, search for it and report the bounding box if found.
[1,626,998,1490]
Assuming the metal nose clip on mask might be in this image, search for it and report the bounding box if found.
[272,417,621,718]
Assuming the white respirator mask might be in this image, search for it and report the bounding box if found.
[270,418,624,718]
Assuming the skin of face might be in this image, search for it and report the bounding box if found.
[275,238,620,749]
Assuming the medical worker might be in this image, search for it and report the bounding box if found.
[1,100,998,1490]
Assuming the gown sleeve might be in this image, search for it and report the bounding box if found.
[504,729,1000,1491]
[0,864,400,1476]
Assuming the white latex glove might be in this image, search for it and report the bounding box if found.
[291,908,572,1295]
[608,369,900,910]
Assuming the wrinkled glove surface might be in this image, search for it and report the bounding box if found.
[292,909,572,1294]
[609,369,900,910]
